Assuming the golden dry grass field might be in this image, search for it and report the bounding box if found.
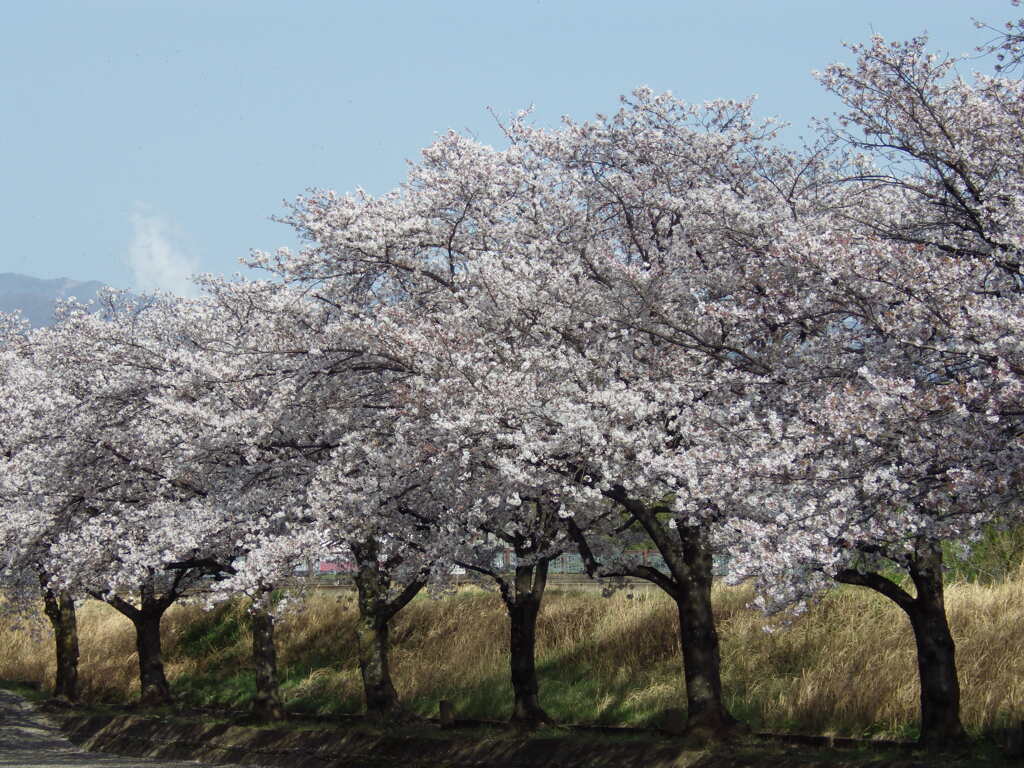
[3,573,1024,740]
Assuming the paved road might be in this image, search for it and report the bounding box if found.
[0,690,226,768]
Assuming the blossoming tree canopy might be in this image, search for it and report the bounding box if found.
[0,295,253,704]
[245,88,838,734]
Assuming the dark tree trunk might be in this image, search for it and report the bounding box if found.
[355,610,400,716]
[908,598,964,747]
[250,604,285,721]
[906,545,967,748]
[673,525,736,737]
[837,542,966,749]
[504,561,552,726]
[41,589,79,702]
[571,493,741,743]
[350,540,426,720]
[132,609,172,706]
[103,581,175,707]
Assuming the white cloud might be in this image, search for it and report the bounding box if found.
[126,210,200,297]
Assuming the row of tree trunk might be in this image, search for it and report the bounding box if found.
[36,537,967,748]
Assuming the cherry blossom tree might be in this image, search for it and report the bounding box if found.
[3,296,243,706]
[169,276,463,720]
[0,313,81,701]
[249,155,605,725]
[493,91,816,739]
[250,87,827,736]
[717,18,1024,746]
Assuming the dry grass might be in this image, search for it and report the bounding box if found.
[0,613,51,686]
[4,572,1024,739]
[719,571,1024,738]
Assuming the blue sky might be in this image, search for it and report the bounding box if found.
[1,1,1014,294]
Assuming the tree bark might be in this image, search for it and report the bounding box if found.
[350,540,426,720]
[906,545,967,748]
[355,610,400,717]
[250,604,285,721]
[571,494,740,742]
[504,561,552,726]
[131,609,172,706]
[673,524,736,737]
[103,581,175,707]
[41,589,79,702]
[837,542,967,749]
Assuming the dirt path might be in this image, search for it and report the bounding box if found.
[0,690,229,768]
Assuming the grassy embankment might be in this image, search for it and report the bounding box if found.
[3,573,1024,741]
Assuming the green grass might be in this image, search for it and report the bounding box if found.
[173,600,246,660]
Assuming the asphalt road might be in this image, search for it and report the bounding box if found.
[0,690,226,768]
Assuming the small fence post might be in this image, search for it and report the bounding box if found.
[439,699,455,729]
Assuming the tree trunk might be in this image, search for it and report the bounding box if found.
[836,542,966,749]
[673,524,737,738]
[99,575,187,708]
[355,610,400,717]
[504,561,553,727]
[906,546,967,749]
[41,589,79,701]
[587,490,741,741]
[250,605,285,721]
[131,610,172,706]
[346,539,428,722]
[350,543,425,720]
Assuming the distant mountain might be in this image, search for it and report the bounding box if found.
[0,273,109,327]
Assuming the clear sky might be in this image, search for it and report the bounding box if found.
[1,1,1014,294]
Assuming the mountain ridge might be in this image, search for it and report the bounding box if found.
[0,272,109,327]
